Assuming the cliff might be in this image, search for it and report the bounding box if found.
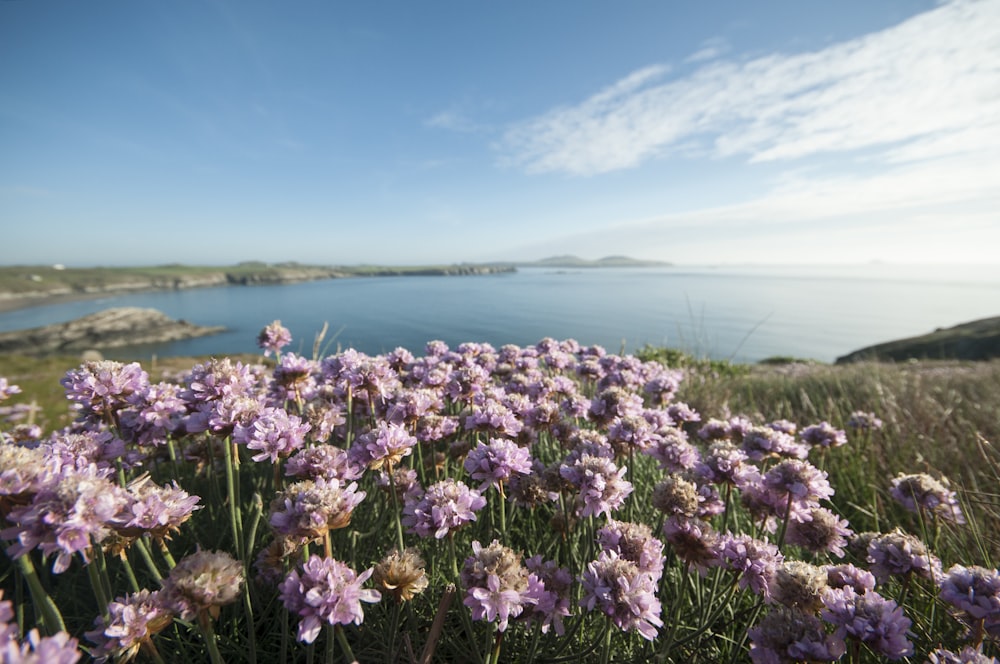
[836,316,1000,363]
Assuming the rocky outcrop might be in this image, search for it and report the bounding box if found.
[0,307,225,355]
[836,316,1000,363]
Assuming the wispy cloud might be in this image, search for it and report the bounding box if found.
[425,110,486,133]
[684,37,729,64]
[500,0,1000,176]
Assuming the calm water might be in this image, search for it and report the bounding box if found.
[2,265,998,363]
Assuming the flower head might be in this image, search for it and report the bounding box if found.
[748,607,845,664]
[161,549,244,620]
[579,550,663,640]
[257,320,292,356]
[269,478,366,539]
[461,540,531,632]
[463,437,532,491]
[86,589,174,663]
[820,586,913,660]
[889,473,964,523]
[372,548,429,602]
[279,555,380,643]
[402,478,486,539]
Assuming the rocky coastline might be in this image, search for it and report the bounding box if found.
[0,307,225,355]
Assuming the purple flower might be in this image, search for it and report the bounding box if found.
[865,529,941,584]
[161,549,244,620]
[279,555,380,643]
[348,422,417,471]
[268,353,320,404]
[118,381,187,446]
[61,361,149,424]
[748,608,845,664]
[719,534,784,599]
[181,358,259,405]
[820,586,913,660]
[588,387,644,425]
[847,410,883,431]
[889,472,965,523]
[597,520,665,581]
[522,555,572,635]
[2,466,129,573]
[233,407,310,463]
[86,589,174,663]
[742,426,808,462]
[0,377,22,401]
[663,516,722,575]
[785,507,853,557]
[643,426,700,473]
[666,401,701,426]
[257,320,292,356]
[579,550,663,640]
[464,398,523,438]
[285,444,364,482]
[761,459,834,508]
[824,564,876,594]
[800,422,847,449]
[270,478,367,538]
[461,540,532,632]
[116,474,201,542]
[463,437,532,491]
[695,442,750,486]
[559,454,633,518]
[927,647,999,663]
[402,479,486,539]
[939,564,1000,621]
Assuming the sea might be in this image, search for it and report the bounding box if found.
[1,264,998,364]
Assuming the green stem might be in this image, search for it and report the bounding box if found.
[121,550,141,593]
[87,557,112,621]
[14,553,66,633]
[198,612,226,664]
[224,438,246,561]
[134,537,163,581]
[335,625,357,664]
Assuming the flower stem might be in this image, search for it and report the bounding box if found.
[198,612,226,664]
[224,438,246,561]
[14,553,66,634]
[335,625,357,664]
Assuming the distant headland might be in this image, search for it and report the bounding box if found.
[0,256,668,312]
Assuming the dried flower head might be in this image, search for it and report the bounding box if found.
[161,549,244,620]
[372,548,429,602]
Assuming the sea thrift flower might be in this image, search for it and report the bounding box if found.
[161,549,244,620]
[820,586,913,659]
[769,561,829,612]
[463,437,532,492]
[559,454,633,518]
[270,477,366,539]
[2,466,129,573]
[938,564,1000,621]
[402,478,486,539]
[116,474,201,542]
[0,443,55,514]
[847,411,883,431]
[372,548,429,602]
[742,426,808,461]
[695,442,749,486]
[279,555,380,643]
[0,377,21,401]
[285,444,364,482]
[800,422,847,449]
[824,564,876,594]
[86,589,174,663]
[522,555,572,635]
[926,647,998,663]
[257,319,292,356]
[663,516,722,575]
[181,358,259,405]
[652,475,702,519]
[61,360,149,424]
[719,534,784,599]
[748,608,845,664]
[889,472,965,523]
[865,529,942,584]
[268,353,319,404]
[644,427,700,473]
[785,507,853,557]
[119,381,187,446]
[579,550,663,640]
[666,402,701,427]
[597,520,665,580]
[588,386,644,425]
[461,540,531,632]
[762,459,834,507]
[233,406,310,463]
[349,421,416,471]
[606,416,658,456]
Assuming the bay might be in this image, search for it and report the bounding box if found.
[1,264,998,363]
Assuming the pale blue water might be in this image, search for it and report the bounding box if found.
[2,265,998,363]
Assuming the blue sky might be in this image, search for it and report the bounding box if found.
[2,0,998,266]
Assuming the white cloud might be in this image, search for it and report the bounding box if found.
[425,110,485,133]
[684,37,729,64]
[500,0,1000,176]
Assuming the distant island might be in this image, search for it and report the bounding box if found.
[0,257,667,312]
[516,255,672,268]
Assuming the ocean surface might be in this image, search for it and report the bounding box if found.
[2,264,998,364]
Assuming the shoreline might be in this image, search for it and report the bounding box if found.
[0,290,133,315]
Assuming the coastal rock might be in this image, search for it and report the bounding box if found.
[836,316,1000,363]
[0,307,225,355]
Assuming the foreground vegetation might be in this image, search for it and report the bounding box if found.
[1,329,999,663]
